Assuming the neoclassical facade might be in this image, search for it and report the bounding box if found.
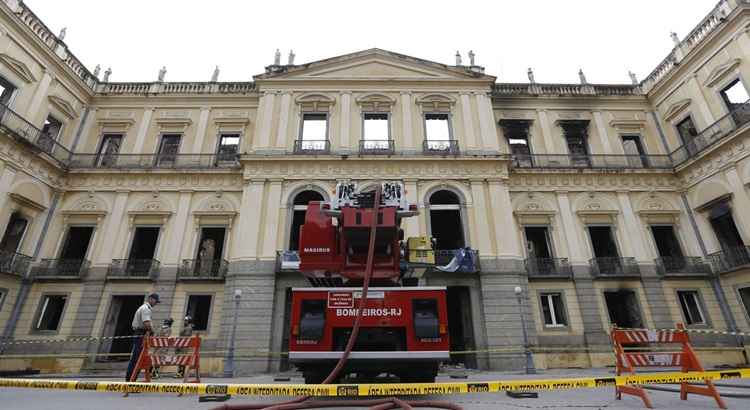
[1,0,750,375]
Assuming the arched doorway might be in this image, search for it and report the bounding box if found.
[428,190,465,250]
[288,190,325,250]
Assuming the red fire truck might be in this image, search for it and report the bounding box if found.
[286,182,450,383]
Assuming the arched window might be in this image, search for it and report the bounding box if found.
[289,190,325,250]
[428,190,465,250]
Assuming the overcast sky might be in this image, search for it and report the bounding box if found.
[26,0,717,84]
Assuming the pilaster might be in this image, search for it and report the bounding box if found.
[475,93,499,151]
[535,109,557,154]
[26,70,54,124]
[93,191,129,265]
[163,191,192,265]
[190,107,211,153]
[261,179,283,259]
[469,180,494,256]
[487,180,520,258]
[233,179,265,259]
[338,91,351,152]
[132,107,154,154]
[592,111,615,155]
[616,191,649,262]
[400,91,414,149]
[459,92,477,149]
[275,93,292,148]
[556,192,585,263]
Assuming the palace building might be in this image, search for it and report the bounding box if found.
[1,0,750,375]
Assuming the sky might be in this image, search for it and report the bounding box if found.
[25,0,718,84]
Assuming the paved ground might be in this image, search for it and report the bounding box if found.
[2,368,750,409]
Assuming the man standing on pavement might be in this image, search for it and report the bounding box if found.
[125,293,160,382]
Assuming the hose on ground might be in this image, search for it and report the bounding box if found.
[211,187,461,410]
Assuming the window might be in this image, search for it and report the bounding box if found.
[194,227,226,276]
[289,190,325,250]
[424,113,451,151]
[217,133,240,162]
[126,226,160,276]
[677,290,706,325]
[95,134,122,167]
[300,113,328,151]
[739,287,750,320]
[34,294,67,331]
[39,115,63,153]
[621,135,649,168]
[720,79,749,111]
[0,76,16,105]
[501,120,532,166]
[708,202,745,251]
[650,226,684,258]
[676,116,698,144]
[540,292,567,327]
[560,120,589,166]
[604,290,643,328]
[588,226,619,258]
[185,294,212,331]
[0,212,29,254]
[428,190,464,251]
[362,113,390,150]
[0,288,7,312]
[156,134,181,167]
[58,226,95,275]
[524,226,552,259]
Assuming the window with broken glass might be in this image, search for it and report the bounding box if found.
[677,290,707,326]
[34,294,67,332]
[217,133,240,162]
[540,292,567,327]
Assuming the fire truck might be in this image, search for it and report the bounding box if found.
[286,182,450,383]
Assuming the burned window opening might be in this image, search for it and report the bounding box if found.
[103,295,144,357]
[651,225,684,258]
[217,133,240,162]
[677,290,706,325]
[186,294,212,331]
[739,287,750,321]
[524,226,552,259]
[0,75,16,105]
[604,290,643,328]
[501,120,532,166]
[708,203,745,251]
[156,134,181,167]
[676,116,698,146]
[127,226,160,275]
[621,135,649,167]
[0,212,29,254]
[58,226,94,275]
[195,227,226,275]
[289,190,325,250]
[721,79,750,110]
[35,294,67,331]
[560,120,590,166]
[96,134,123,167]
[300,113,328,150]
[429,190,464,250]
[424,113,451,151]
[588,226,619,258]
[363,113,389,149]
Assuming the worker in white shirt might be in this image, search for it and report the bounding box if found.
[125,293,160,382]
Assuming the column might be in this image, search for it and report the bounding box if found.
[592,111,615,154]
[26,70,53,123]
[616,191,649,262]
[70,106,97,152]
[459,92,477,149]
[556,192,585,263]
[403,179,419,238]
[400,91,414,149]
[688,74,716,126]
[475,93,500,151]
[164,191,192,265]
[487,180,521,258]
[469,180,494,256]
[275,93,292,148]
[724,165,750,242]
[132,107,154,154]
[337,91,351,152]
[255,92,276,148]
[536,109,557,154]
[261,179,283,259]
[233,179,265,259]
[190,107,211,153]
[93,191,129,265]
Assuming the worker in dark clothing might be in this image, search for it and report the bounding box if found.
[125,293,160,382]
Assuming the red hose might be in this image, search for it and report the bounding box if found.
[213,186,461,410]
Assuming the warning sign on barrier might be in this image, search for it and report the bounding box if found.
[1,369,749,397]
[129,335,201,384]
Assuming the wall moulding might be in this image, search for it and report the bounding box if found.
[507,173,681,192]
[65,173,244,191]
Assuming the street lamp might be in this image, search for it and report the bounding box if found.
[223,288,242,378]
[514,286,536,375]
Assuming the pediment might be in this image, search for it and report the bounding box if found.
[48,95,77,119]
[256,49,494,82]
[0,53,36,83]
[664,98,692,122]
[704,58,742,88]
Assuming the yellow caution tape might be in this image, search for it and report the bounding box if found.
[1,369,749,397]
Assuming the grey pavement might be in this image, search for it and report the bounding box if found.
[2,368,750,409]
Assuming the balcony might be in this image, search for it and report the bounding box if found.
[670,100,750,165]
[525,257,573,279]
[0,104,73,166]
[359,139,395,155]
[31,259,90,279]
[178,259,228,280]
[68,153,240,169]
[276,250,301,272]
[510,154,673,170]
[590,257,640,278]
[707,246,750,274]
[422,139,460,155]
[655,256,712,277]
[293,139,330,154]
[107,259,160,279]
[0,250,32,276]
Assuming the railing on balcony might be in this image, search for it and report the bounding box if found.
[525,257,573,279]
[707,246,750,273]
[293,139,330,154]
[276,250,301,272]
[655,256,712,277]
[590,257,640,277]
[359,140,395,155]
[107,259,160,279]
[0,104,73,166]
[0,250,32,276]
[422,139,460,155]
[433,249,480,273]
[68,153,240,169]
[31,259,90,278]
[670,100,750,165]
[511,154,673,169]
[178,259,228,279]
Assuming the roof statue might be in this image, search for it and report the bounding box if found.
[468,50,475,66]
[455,51,461,66]
[58,27,66,41]
[578,68,587,85]
[628,70,638,85]
[103,67,112,82]
[211,66,220,82]
[288,50,295,65]
[527,67,535,84]
[158,66,167,82]
[274,49,281,65]
[93,64,101,78]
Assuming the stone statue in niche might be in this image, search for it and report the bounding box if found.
[199,238,216,276]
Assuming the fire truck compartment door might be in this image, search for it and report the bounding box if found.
[413,299,440,339]
[299,300,326,340]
